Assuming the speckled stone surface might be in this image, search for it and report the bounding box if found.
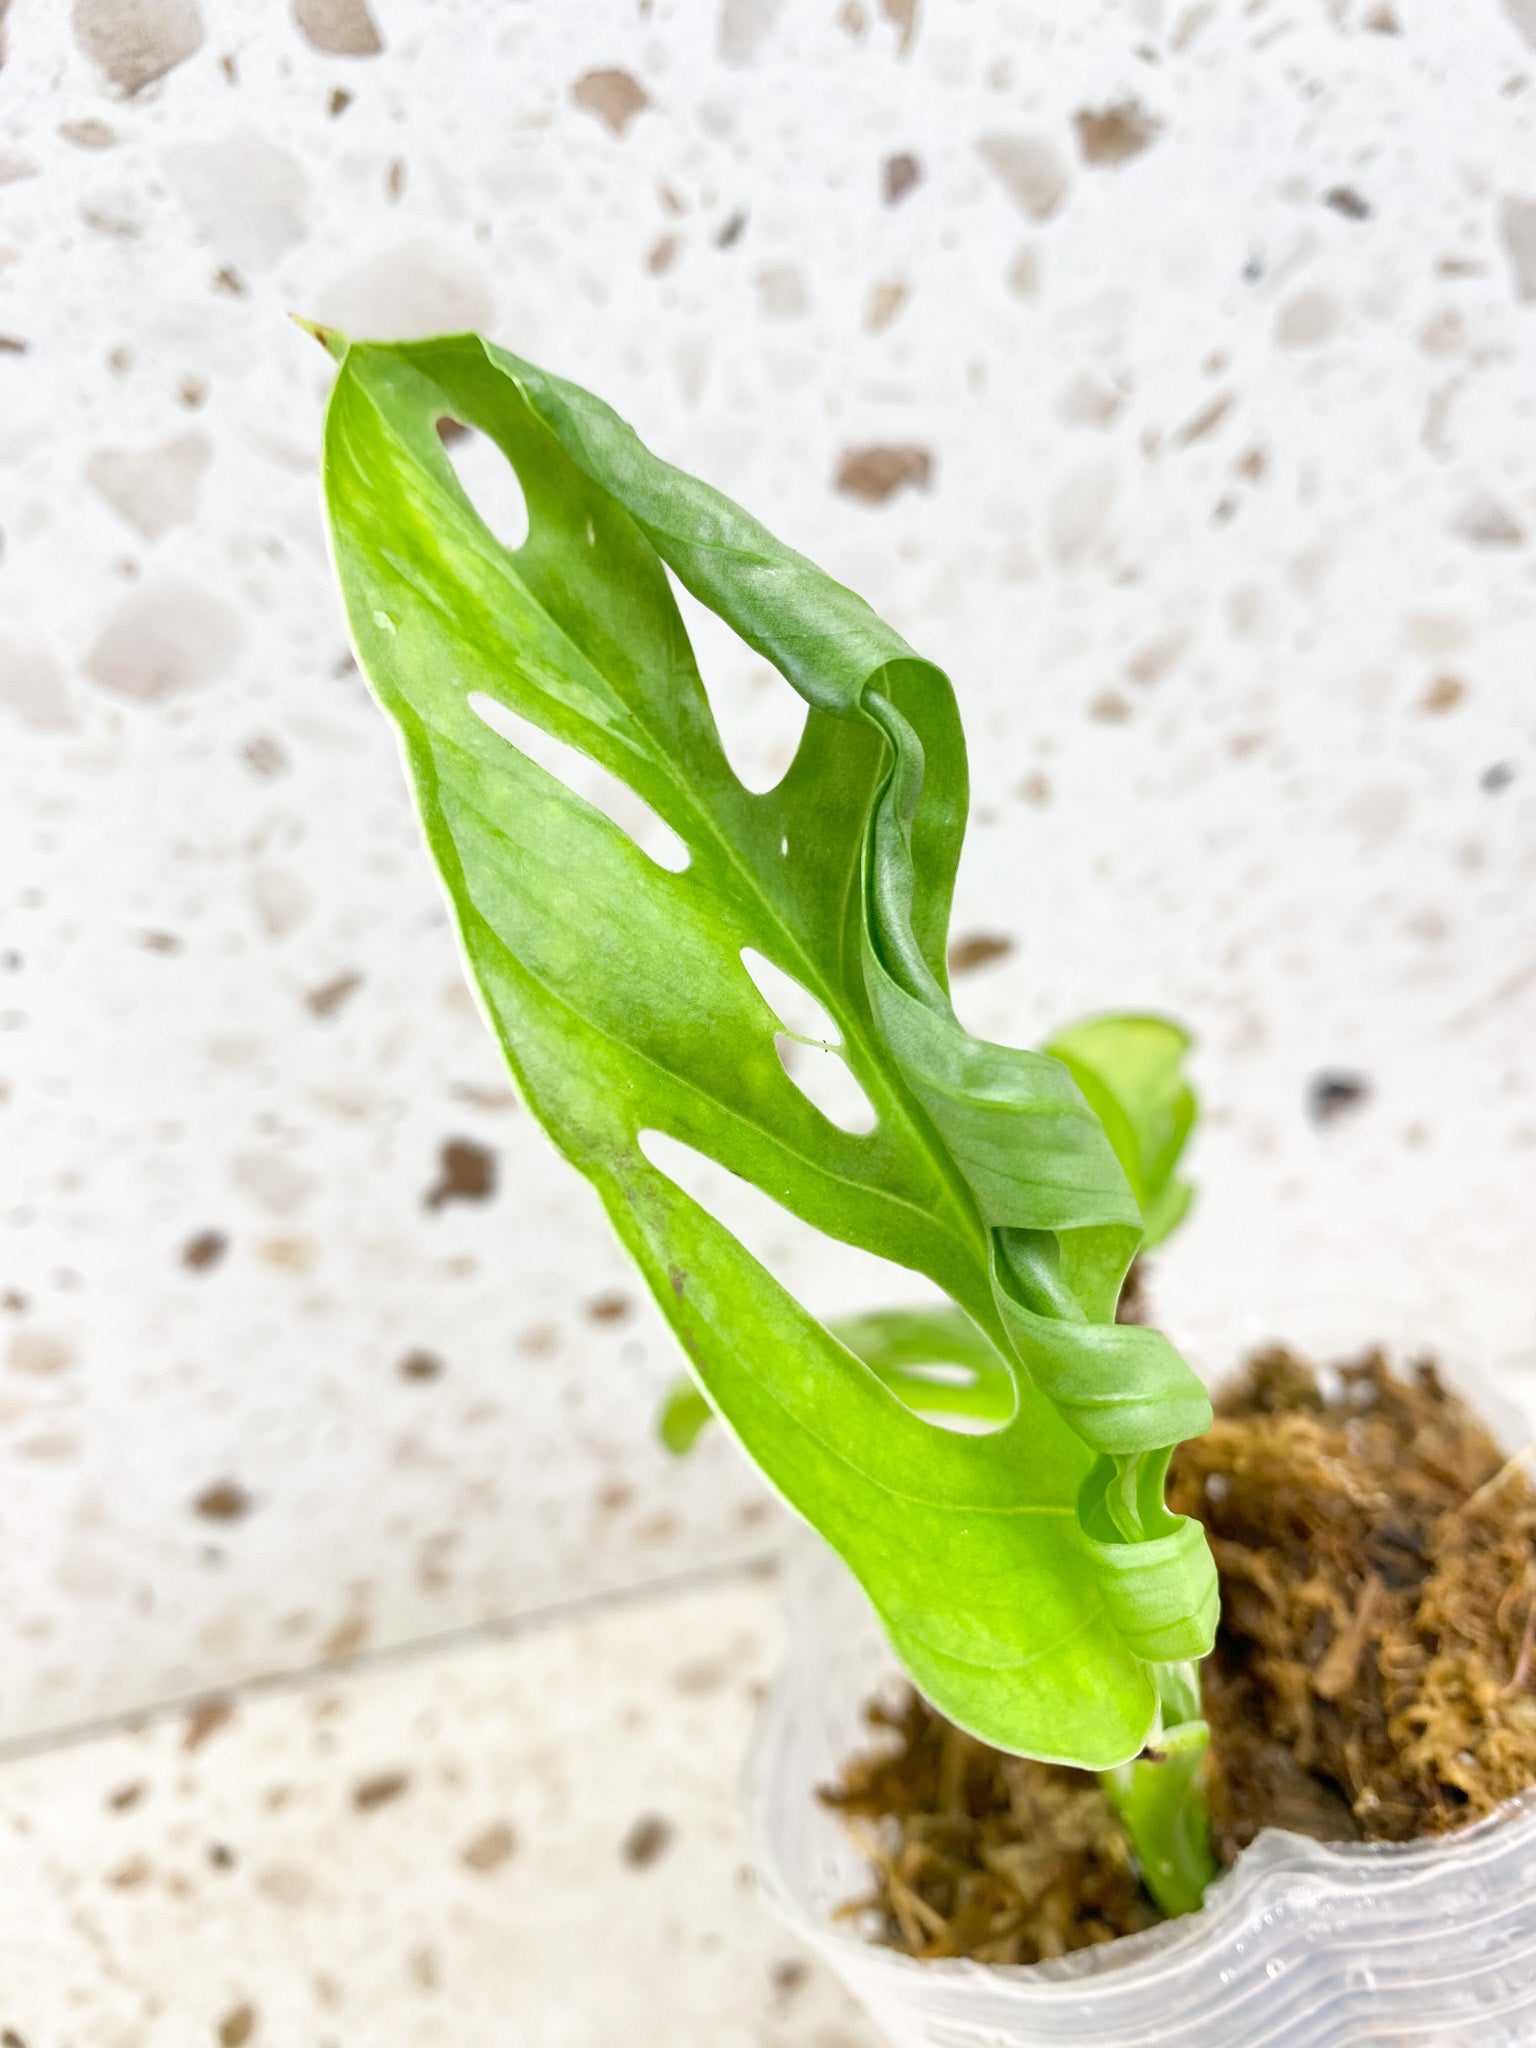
[2,0,1536,1748]
[0,1567,882,2048]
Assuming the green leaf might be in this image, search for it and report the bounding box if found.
[657,1013,1201,1449]
[658,1378,713,1456]
[316,330,1215,1769]
[1043,1014,1197,1251]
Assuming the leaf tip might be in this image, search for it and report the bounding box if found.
[290,313,349,362]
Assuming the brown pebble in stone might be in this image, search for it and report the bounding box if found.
[978,133,1069,222]
[182,1230,227,1271]
[621,1814,673,1867]
[353,1770,410,1812]
[947,934,1012,974]
[184,1698,235,1751]
[586,1293,631,1323]
[1324,185,1371,220]
[882,151,920,204]
[1075,100,1160,165]
[73,0,204,95]
[305,971,361,1018]
[1421,674,1466,714]
[194,1480,252,1522]
[424,1138,497,1210]
[217,2003,256,2048]
[292,0,381,56]
[835,445,931,504]
[461,1821,517,1872]
[399,1348,444,1382]
[572,67,649,137]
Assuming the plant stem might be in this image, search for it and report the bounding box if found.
[1100,1660,1218,1918]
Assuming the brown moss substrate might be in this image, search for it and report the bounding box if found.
[824,1347,1536,1962]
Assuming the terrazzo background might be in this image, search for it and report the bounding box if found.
[3,0,1536,1750]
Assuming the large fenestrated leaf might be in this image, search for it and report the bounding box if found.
[315,329,1216,1768]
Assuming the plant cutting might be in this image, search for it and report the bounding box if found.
[309,326,1536,2041]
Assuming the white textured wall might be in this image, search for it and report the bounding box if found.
[2,0,1536,1743]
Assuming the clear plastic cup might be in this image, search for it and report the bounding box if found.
[746,1537,1536,2048]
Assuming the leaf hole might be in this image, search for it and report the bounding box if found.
[467,692,690,873]
[738,950,876,1134]
[440,422,531,551]
[773,1037,878,1136]
[739,947,841,1045]
[664,567,808,794]
[637,1129,943,1323]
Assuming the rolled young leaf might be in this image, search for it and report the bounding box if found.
[314,327,1216,1768]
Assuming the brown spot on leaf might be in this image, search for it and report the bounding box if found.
[194,1480,253,1522]
[217,2004,256,2048]
[621,1814,673,1867]
[1075,101,1160,166]
[424,1138,496,1210]
[883,151,921,204]
[947,933,1013,974]
[73,0,204,95]
[305,970,361,1018]
[353,1769,410,1812]
[182,1229,227,1271]
[572,67,649,137]
[399,1348,443,1382]
[461,1821,517,1872]
[184,1698,235,1751]
[292,0,381,56]
[835,445,932,503]
[587,1293,632,1323]
[668,1266,687,1298]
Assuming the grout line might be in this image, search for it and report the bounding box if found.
[0,1547,784,1770]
